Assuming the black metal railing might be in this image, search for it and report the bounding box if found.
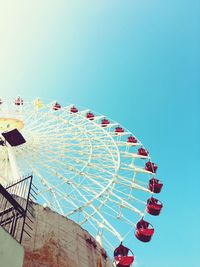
[0,175,37,243]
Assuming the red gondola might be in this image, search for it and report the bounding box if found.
[145,161,158,173]
[70,106,78,113]
[14,97,23,106]
[146,197,163,216]
[138,148,148,157]
[148,177,163,193]
[135,218,154,242]
[101,118,110,127]
[52,102,61,110]
[127,136,137,144]
[86,112,94,120]
[114,243,134,267]
[115,127,124,133]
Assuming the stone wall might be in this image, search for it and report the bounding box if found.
[21,203,112,267]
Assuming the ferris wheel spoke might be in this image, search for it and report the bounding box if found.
[21,150,106,204]
[116,174,151,193]
[69,183,122,240]
[26,108,53,130]
[79,191,138,231]
[29,174,117,240]
[22,143,93,182]
[35,159,117,213]
[22,161,59,209]
[32,143,91,161]
[21,158,84,212]
[29,120,68,135]
[49,189,65,215]
[121,151,150,160]
[26,141,118,179]
[116,141,142,147]
[107,188,143,216]
[111,183,147,205]
[101,207,137,229]
[37,139,91,152]
[67,176,114,215]
[22,110,41,126]
[79,195,111,225]
[22,151,77,185]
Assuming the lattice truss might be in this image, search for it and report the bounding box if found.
[0,99,156,253]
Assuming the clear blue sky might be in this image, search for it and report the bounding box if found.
[0,1,199,266]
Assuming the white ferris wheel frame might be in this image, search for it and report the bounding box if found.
[0,98,157,254]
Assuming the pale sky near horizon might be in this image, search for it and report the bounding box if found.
[0,1,199,266]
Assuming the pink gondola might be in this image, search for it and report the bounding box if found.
[115,127,124,133]
[146,197,163,216]
[114,243,134,267]
[52,102,61,110]
[70,106,78,113]
[148,177,163,193]
[86,112,94,120]
[145,161,158,173]
[101,118,110,127]
[135,219,154,242]
[138,148,148,157]
[127,136,137,144]
[14,97,23,106]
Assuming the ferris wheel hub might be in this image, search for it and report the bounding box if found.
[0,118,24,132]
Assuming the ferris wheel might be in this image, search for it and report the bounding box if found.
[0,97,163,263]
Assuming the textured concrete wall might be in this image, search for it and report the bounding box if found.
[21,203,112,267]
[0,227,24,267]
